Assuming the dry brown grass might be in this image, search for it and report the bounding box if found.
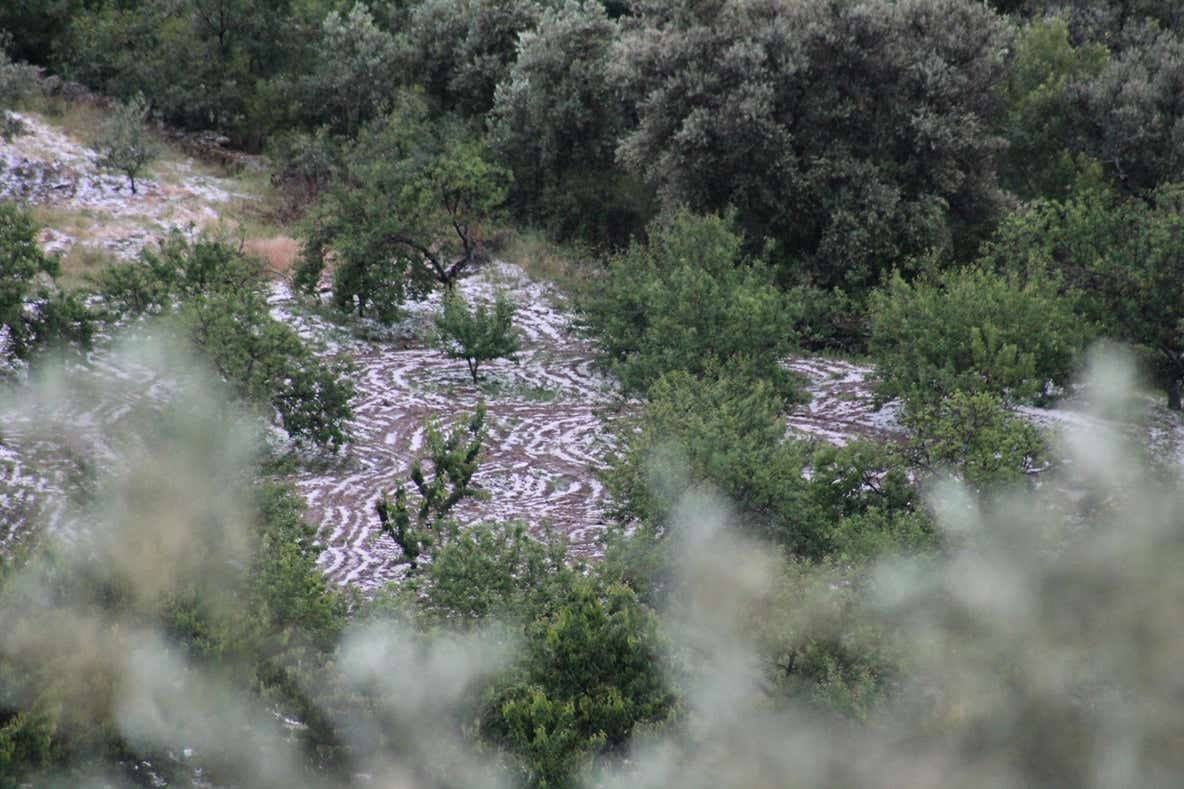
[243,235,301,278]
[56,244,114,290]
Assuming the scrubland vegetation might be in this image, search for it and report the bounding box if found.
[4,0,1184,786]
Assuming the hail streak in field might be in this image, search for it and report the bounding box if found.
[271,262,626,591]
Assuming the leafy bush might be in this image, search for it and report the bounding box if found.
[869,266,1083,407]
[434,290,520,383]
[607,366,931,560]
[481,580,672,787]
[97,233,354,449]
[0,203,92,364]
[982,184,1184,408]
[904,390,1047,490]
[413,521,573,628]
[579,209,802,397]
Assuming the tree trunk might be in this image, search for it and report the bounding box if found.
[129,173,137,194]
[1169,377,1182,411]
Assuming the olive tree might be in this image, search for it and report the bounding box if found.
[612,0,1013,293]
[92,93,158,194]
[489,0,648,244]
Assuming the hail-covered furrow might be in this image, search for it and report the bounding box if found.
[273,262,624,590]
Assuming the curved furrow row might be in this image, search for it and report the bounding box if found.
[273,262,624,590]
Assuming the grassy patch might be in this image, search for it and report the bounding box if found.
[497,227,592,297]
[56,244,114,290]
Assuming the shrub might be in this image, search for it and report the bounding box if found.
[579,208,802,397]
[904,390,1047,491]
[607,366,931,560]
[869,266,1083,407]
[434,290,520,383]
[97,233,354,449]
[0,203,92,364]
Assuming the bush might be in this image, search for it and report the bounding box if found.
[904,390,1047,491]
[481,580,672,786]
[434,290,520,383]
[981,184,1184,409]
[607,366,931,560]
[0,203,92,364]
[579,209,802,397]
[97,233,354,449]
[869,266,1083,407]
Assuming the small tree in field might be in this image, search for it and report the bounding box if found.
[93,93,157,194]
[376,404,487,569]
[434,290,519,383]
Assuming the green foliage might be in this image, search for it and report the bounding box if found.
[58,0,315,148]
[299,2,400,137]
[613,0,1013,293]
[489,0,650,246]
[869,265,1083,407]
[578,209,802,397]
[298,97,510,318]
[753,560,900,720]
[805,442,936,561]
[904,390,1047,490]
[403,0,548,117]
[982,184,1184,408]
[607,366,932,560]
[482,580,672,787]
[1000,17,1110,200]
[91,92,157,194]
[98,233,355,448]
[434,290,520,383]
[0,203,92,364]
[414,521,573,628]
[377,404,487,569]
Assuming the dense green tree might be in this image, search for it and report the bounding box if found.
[0,203,92,365]
[434,290,520,383]
[578,209,801,396]
[869,265,1083,407]
[297,97,510,318]
[489,0,649,246]
[481,580,672,787]
[403,0,550,117]
[298,2,400,137]
[98,233,355,448]
[999,17,1110,200]
[903,390,1047,490]
[982,185,1184,409]
[613,0,1013,295]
